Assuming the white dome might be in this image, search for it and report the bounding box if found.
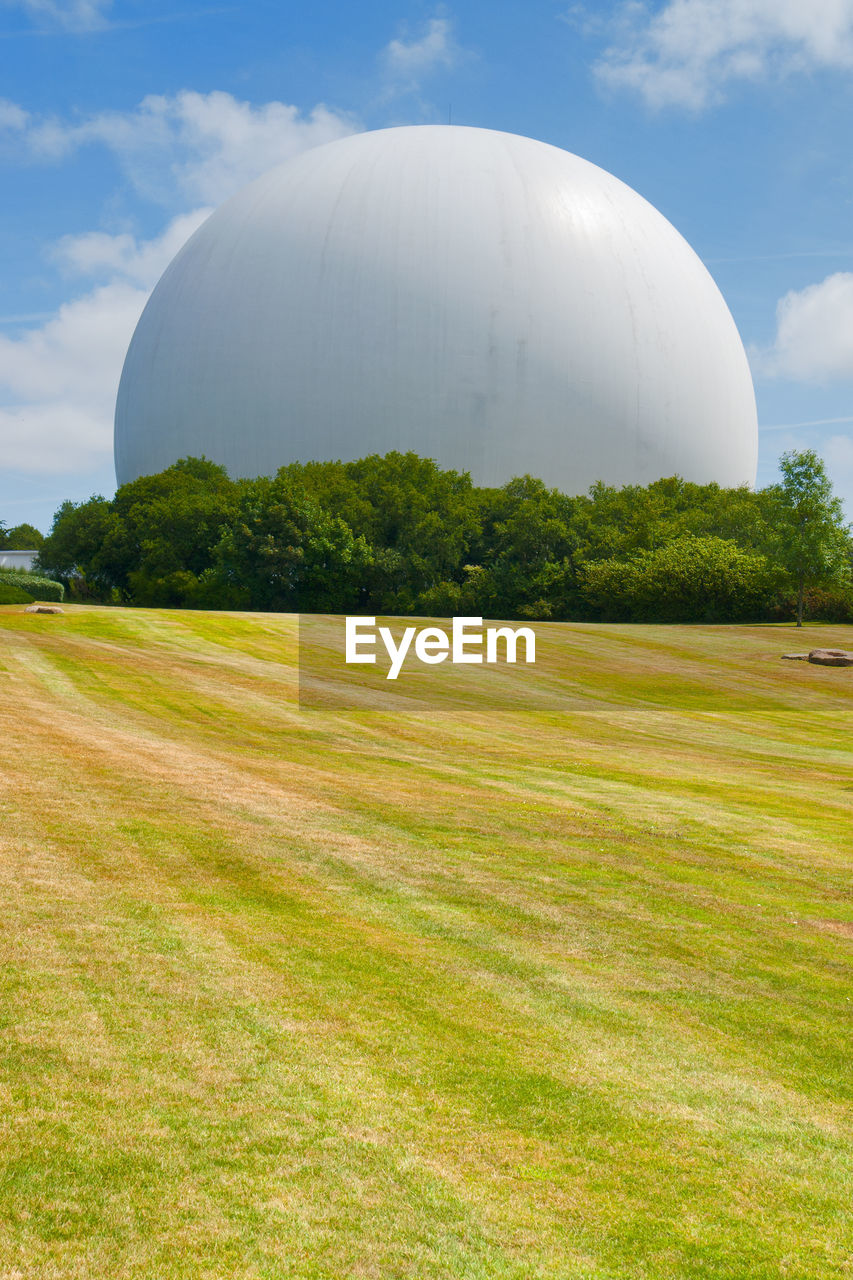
[114,125,758,492]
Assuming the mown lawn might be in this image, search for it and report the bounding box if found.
[0,605,851,1279]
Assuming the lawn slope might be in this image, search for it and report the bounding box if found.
[0,607,851,1279]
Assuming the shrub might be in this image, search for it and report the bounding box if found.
[579,535,784,623]
[0,580,34,604]
[0,571,64,602]
[767,587,853,624]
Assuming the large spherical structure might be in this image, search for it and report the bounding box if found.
[115,125,757,492]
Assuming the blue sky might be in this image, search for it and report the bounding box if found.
[3,0,853,531]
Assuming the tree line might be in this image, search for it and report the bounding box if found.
[33,448,852,625]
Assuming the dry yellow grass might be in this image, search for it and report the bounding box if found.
[0,605,851,1278]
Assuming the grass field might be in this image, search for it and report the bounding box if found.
[0,605,851,1279]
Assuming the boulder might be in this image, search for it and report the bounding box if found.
[807,648,853,667]
[781,653,809,660]
[24,604,64,615]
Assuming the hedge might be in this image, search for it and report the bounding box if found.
[0,571,64,602]
[0,581,34,604]
[578,535,783,623]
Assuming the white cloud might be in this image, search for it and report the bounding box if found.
[383,17,458,85]
[0,99,29,130]
[51,207,211,284]
[758,272,853,382]
[7,90,357,206]
[0,213,209,474]
[594,0,853,109]
[2,0,112,31]
[0,87,360,480]
[0,281,145,472]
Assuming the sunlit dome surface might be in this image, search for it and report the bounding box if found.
[115,125,758,492]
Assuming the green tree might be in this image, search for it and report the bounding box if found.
[114,458,239,605]
[38,497,116,594]
[36,447,850,622]
[770,450,851,627]
[4,522,44,549]
[39,459,238,605]
[288,452,481,609]
[466,476,579,618]
[210,473,373,612]
[569,475,779,563]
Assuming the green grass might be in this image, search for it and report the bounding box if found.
[0,605,851,1278]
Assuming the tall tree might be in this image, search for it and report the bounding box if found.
[211,473,373,612]
[771,450,851,626]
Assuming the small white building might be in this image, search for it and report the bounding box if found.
[0,550,39,572]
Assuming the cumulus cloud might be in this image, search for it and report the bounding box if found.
[758,272,853,382]
[0,99,29,130]
[0,214,213,473]
[5,90,357,206]
[594,0,853,109]
[383,16,458,86]
[51,207,211,283]
[2,0,112,31]
[0,281,147,473]
[0,87,360,480]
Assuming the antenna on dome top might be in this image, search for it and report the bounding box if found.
[448,104,452,125]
